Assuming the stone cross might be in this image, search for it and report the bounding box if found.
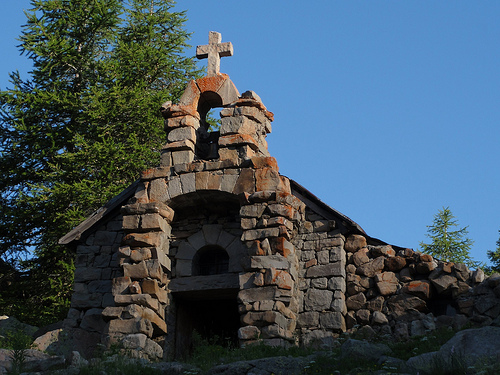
[196,31,233,76]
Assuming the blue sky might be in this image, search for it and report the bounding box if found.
[1,1,499,266]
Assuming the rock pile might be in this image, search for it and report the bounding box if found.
[343,234,499,340]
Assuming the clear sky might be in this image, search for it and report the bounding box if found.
[1,1,499,266]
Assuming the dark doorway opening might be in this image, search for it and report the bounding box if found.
[174,290,240,359]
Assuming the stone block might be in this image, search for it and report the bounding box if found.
[141,280,168,304]
[140,213,169,232]
[375,272,399,296]
[74,267,102,282]
[431,274,457,294]
[88,280,112,294]
[319,312,345,331]
[179,173,196,194]
[114,294,159,311]
[122,215,140,231]
[304,289,333,311]
[148,178,169,202]
[150,248,171,271]
[220,116,256,135]
[327,277,346,292]
[233,168,255,195]
[145,259,162,280]
[234,105,268,124]
[405,280,432,299]
[92,253,111,268]
[311,278,328,289]
[202,224,222,245]
[175,259,192,277]
[123,261,149,279]
[346,292,366,310]
[112,277,131,295]
[306,263,344,278]
[247,255,289,270]
[108,318,153,337]
[220,173,239,193]
[264,269,293,290]
[219,134,259,149]
[241,218,257,230]
[167,126,196,143]
[80,308,106,332]
[344,235,367,252]
[171,150,194,165]
[130,248,152,263]
[240,203,267,218]
[352,248,370,267]
[384,256,407,271]
[122,232,166,248]
[93,231,118,246]
[416,261,437,274]
[373,245,396,258]
[255,168,281,192]
[238,326,260,340]
[298,312,319,328]
[71,292,103,308]
[356,256,385,277]
[238,286,278,303]
[218,147,239,163]
[242,228,280,242]
[267,204,294,220]
[371,311,389,325]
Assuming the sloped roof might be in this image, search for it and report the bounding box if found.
[58,181,140,245]
[59,176,390,247]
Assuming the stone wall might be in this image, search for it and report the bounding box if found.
[293,208,347,347]
[64,214,124,355]
[342,234,500,341]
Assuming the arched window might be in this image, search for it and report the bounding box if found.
[192,245,229,276]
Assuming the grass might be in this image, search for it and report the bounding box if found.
[386,326,457,360]
[186,332,315,371]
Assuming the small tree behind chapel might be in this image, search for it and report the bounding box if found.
[420,206,478,268]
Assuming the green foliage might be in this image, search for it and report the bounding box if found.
[78,354,163,375]
[0,327,34,375]
[420,207,478,268]
[387,327,456,360]
[0,0,201,325]
[187,333,313,371]
[484,230,500,274]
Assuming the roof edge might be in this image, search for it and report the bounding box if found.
[58,180,140,245]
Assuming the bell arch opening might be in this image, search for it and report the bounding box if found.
[196,91,223,160]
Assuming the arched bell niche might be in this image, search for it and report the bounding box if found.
[196,90,223,160]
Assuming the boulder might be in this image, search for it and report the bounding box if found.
[356,256,385,277]
[340,339,391,362]
[441,326,500,363]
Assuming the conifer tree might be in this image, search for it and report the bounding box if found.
[0,0,201,324]
[485,230,500,274]
[420,207,478,268]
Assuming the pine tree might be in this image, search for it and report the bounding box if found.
[420,207,478,268]
[485,230,500,274]
[0,0,201,325]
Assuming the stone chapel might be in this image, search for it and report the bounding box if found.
[59,32,496,360]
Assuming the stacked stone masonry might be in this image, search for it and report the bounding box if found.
[63,71,500,360]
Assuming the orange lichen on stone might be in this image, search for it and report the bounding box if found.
[250,156,278,170]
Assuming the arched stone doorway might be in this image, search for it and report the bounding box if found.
[166,191,245,358]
